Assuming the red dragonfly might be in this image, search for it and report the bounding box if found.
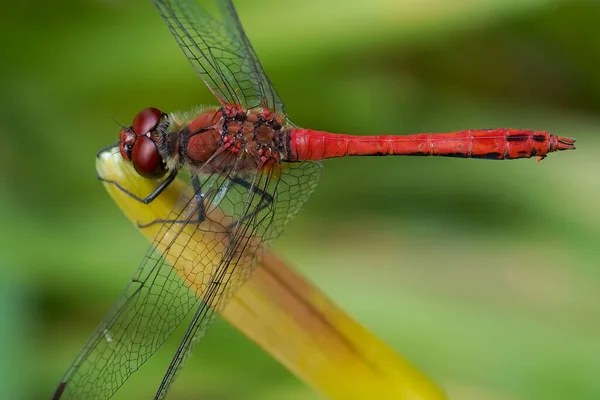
[52,0,576,399]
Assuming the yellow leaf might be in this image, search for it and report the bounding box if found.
[96,150,447,400]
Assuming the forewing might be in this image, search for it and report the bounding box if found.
[152,161,322,399]
[153,0,286,113]
[53,153,321,399]
[52,152,240,399]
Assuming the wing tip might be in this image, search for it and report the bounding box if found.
[51,382,67,400]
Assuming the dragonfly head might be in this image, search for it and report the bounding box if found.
[119,107,168,179]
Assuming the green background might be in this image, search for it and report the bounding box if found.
[1,0,598,399]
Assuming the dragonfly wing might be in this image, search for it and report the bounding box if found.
[54,152,321,399]
[216,0,285,113]
[153,0,286,113]
[152,160,323,399]
[52,153,240,399]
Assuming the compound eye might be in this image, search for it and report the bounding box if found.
[131,135,166,179]
[132,107,163,136]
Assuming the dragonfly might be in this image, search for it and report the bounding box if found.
[52,1,576,399]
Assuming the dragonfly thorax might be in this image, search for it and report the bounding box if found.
[175,106,288,174]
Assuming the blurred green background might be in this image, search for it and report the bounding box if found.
[1,0,598,399]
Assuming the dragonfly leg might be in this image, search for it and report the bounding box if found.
[97,169,178,205]
[133,175,273,232]
[137,175,208,229]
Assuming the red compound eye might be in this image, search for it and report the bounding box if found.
[121,107,167,178]
[131,135,166,179]
[132,107,162,136]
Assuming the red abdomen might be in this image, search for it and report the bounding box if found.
[286,128,575,162]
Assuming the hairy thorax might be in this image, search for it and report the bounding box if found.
[162,106,290,174]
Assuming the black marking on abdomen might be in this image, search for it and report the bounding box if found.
[472,152,503,160]
[506,134,529,142]
[532,135,546,142]
[442,152,469,158]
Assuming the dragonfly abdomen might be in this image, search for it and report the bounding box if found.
[285,128,575,162]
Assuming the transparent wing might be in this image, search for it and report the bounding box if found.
[153,0,286,113]
[53,150,322,399]
[52,151,240,399]
[153,161,322,399]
